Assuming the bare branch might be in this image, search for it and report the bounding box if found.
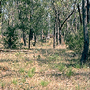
[61,9,75,29]
[77,4,82,25]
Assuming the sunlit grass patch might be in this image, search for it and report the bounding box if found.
[0,82,5,89]
[40,80,49,87]
[15,52,21,57]
[19,68,24,73]
[12,78,18,85]
[75,83,80,90]
[21,78,26,83]
[27,67,36,78]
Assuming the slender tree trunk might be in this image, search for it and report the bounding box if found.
[77,4,82,25]
[0,1,1,19]
[33,33,36,46]
[41,29,43,40]
[80,0,89,65]
[52,0,56,48]
[53,22,56,48]
[28,29,31,49]
[23,31,26,46]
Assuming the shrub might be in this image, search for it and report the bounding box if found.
[65,26,84,53]
[3,26,18,49]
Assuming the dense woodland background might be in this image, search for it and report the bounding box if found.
[0,0,90,65]
[0,0,90,89]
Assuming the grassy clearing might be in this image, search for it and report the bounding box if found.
[0,41,90,90]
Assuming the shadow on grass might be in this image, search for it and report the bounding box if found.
[0,59,19,63]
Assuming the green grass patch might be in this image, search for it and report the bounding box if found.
[0,82,5,89]
[75,64,81,69]
[12,79,18,85]
[19,68,24,73]
[27,67,36,78]
[55,63,66,72]
[40,80,49,87]
[66,67,74,78]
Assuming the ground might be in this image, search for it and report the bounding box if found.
[0,39,90,90]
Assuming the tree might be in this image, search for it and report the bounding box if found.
[80,0,89,65]
[0,1,1,19]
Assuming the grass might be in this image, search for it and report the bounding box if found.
[66,67,74,78]
[12,79,18,85]
[40,80,49,87]
[75,64,81,68]
[1,82,5,89]
[27,67,36,78]
[0,40,90,90]
[55,63,66,72]
[19,68,24,73]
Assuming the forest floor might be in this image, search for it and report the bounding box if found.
[0,39,90,90]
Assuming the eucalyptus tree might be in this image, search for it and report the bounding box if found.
[80,0,90,65]
[51,0,76,48]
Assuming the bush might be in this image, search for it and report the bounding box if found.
[65,26,84,53]
[3,26,18,49]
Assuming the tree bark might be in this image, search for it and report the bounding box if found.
[33,32,36,46]
[77,4,82,25]
[52,0,56,48]
[80,0,89,65]
[23,31,26,46]
[28,29,31,49]
[0,1,1,19]
[87,0,90,23]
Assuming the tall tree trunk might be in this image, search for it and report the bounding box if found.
[52,0,56,48]
[53,21,56,48]
[87,0,90,23]
[28,29,31,49]
[33,32,36,46]
[80,0,89,65]
[23,31,26,46]
[0,1,1,19]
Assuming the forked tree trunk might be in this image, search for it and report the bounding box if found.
[80,0,89,65]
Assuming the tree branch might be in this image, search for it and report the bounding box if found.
[77,4,82,25]
[61,9,75,29]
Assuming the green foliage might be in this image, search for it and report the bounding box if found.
[12,79,18,85]
[3,26,18,49]
[66,67,74,78]
[1,82,5,88]
[40,80,49,87]
[65,26,84,53]
[75,64,81,69]
[19,68,24,73]
[58,63,65,72]
[27,67,36,78]
[55,63,66,72]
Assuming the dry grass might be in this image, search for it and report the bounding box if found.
[0,40,90,90]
